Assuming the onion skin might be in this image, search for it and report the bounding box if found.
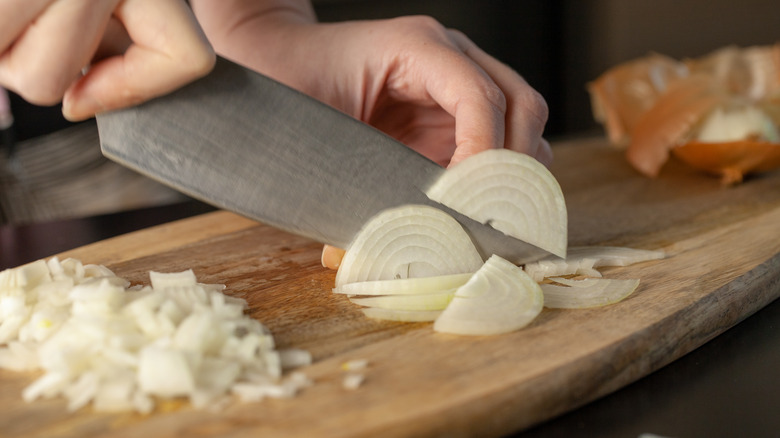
[591,44,780,182]
[587,54,687,146]
[672,140,780,184]
[626,75,726,177]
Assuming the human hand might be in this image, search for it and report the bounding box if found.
[194,4,550,168]
[0,0,215,121]
[344,16,553,168]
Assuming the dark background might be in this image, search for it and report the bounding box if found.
[7,0,779,140]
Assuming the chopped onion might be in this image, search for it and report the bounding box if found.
[425,149,567,258]
[541,278,640,308]
[524,246,665,282]
[433,255,543,336]
[334,205,484,288]
[332,273,472,296]
[342,373,365,390]
[0,258,311,413]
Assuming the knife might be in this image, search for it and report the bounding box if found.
[95,57,550,265]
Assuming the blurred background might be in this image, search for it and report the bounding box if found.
[1,0,778,224]
[314,0,779,138]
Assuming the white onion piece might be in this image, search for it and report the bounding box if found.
[524,246,665,282]
[332,273,472,296]
[350,289,456,311]
[541,277,640,308]
[433,255,543,336]
[0,257,311,413]
[361,308,442,322]
[335,205,484,288]
[426,149,567,258]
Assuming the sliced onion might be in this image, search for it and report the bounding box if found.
[425,149,567,258]
[433,255,543,336]
[524,246,665,282]
[541,278,640,308]
[334,205,484,288]
[349,290,455,311]
[361,308,442,322]
[332,272,472,296]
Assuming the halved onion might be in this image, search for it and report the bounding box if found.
[541,278,640,309]
[433,255,543,336]
[524,246,665,282]
[334,205,484,288]
[425,149,567,258]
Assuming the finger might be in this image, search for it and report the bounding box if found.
[447,29,551,164]
[62,0,215,121]
[419,48,506,167]
[382,18,505,167]
[0,0,119,105]
[536,138,554,167]
[0,0,53,52]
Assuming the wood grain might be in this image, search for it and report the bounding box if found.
[1,138,779,438]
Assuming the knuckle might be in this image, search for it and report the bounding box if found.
[521,89,549,131]
[483,82,508,114]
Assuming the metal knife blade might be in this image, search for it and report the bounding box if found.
[96,57,550,265]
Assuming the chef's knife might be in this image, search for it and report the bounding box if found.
[96,57,551,265]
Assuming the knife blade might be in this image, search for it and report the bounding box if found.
[96,57,550,265]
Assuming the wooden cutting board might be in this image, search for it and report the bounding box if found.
[2,137,779,438]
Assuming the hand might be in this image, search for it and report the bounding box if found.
[0,0,215,121]
[193,3,551,168]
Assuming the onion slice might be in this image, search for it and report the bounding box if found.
[332,273,472,296]
[361,308,442,322]
[425,149,567,258]
[524,246,665,282]
[335,205,484,288]
[433,255,543,336]
[541,278,640,309]
[349,290,455,311]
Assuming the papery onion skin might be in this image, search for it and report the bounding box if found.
[672,140,780,184]
[626,75,726,177]
[591,44,780,181]
[587,53,688,146]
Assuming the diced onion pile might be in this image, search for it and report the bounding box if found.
[333,150,665,335]
[0,258,311,413]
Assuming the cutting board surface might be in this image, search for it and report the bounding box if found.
[2,138,779,438]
